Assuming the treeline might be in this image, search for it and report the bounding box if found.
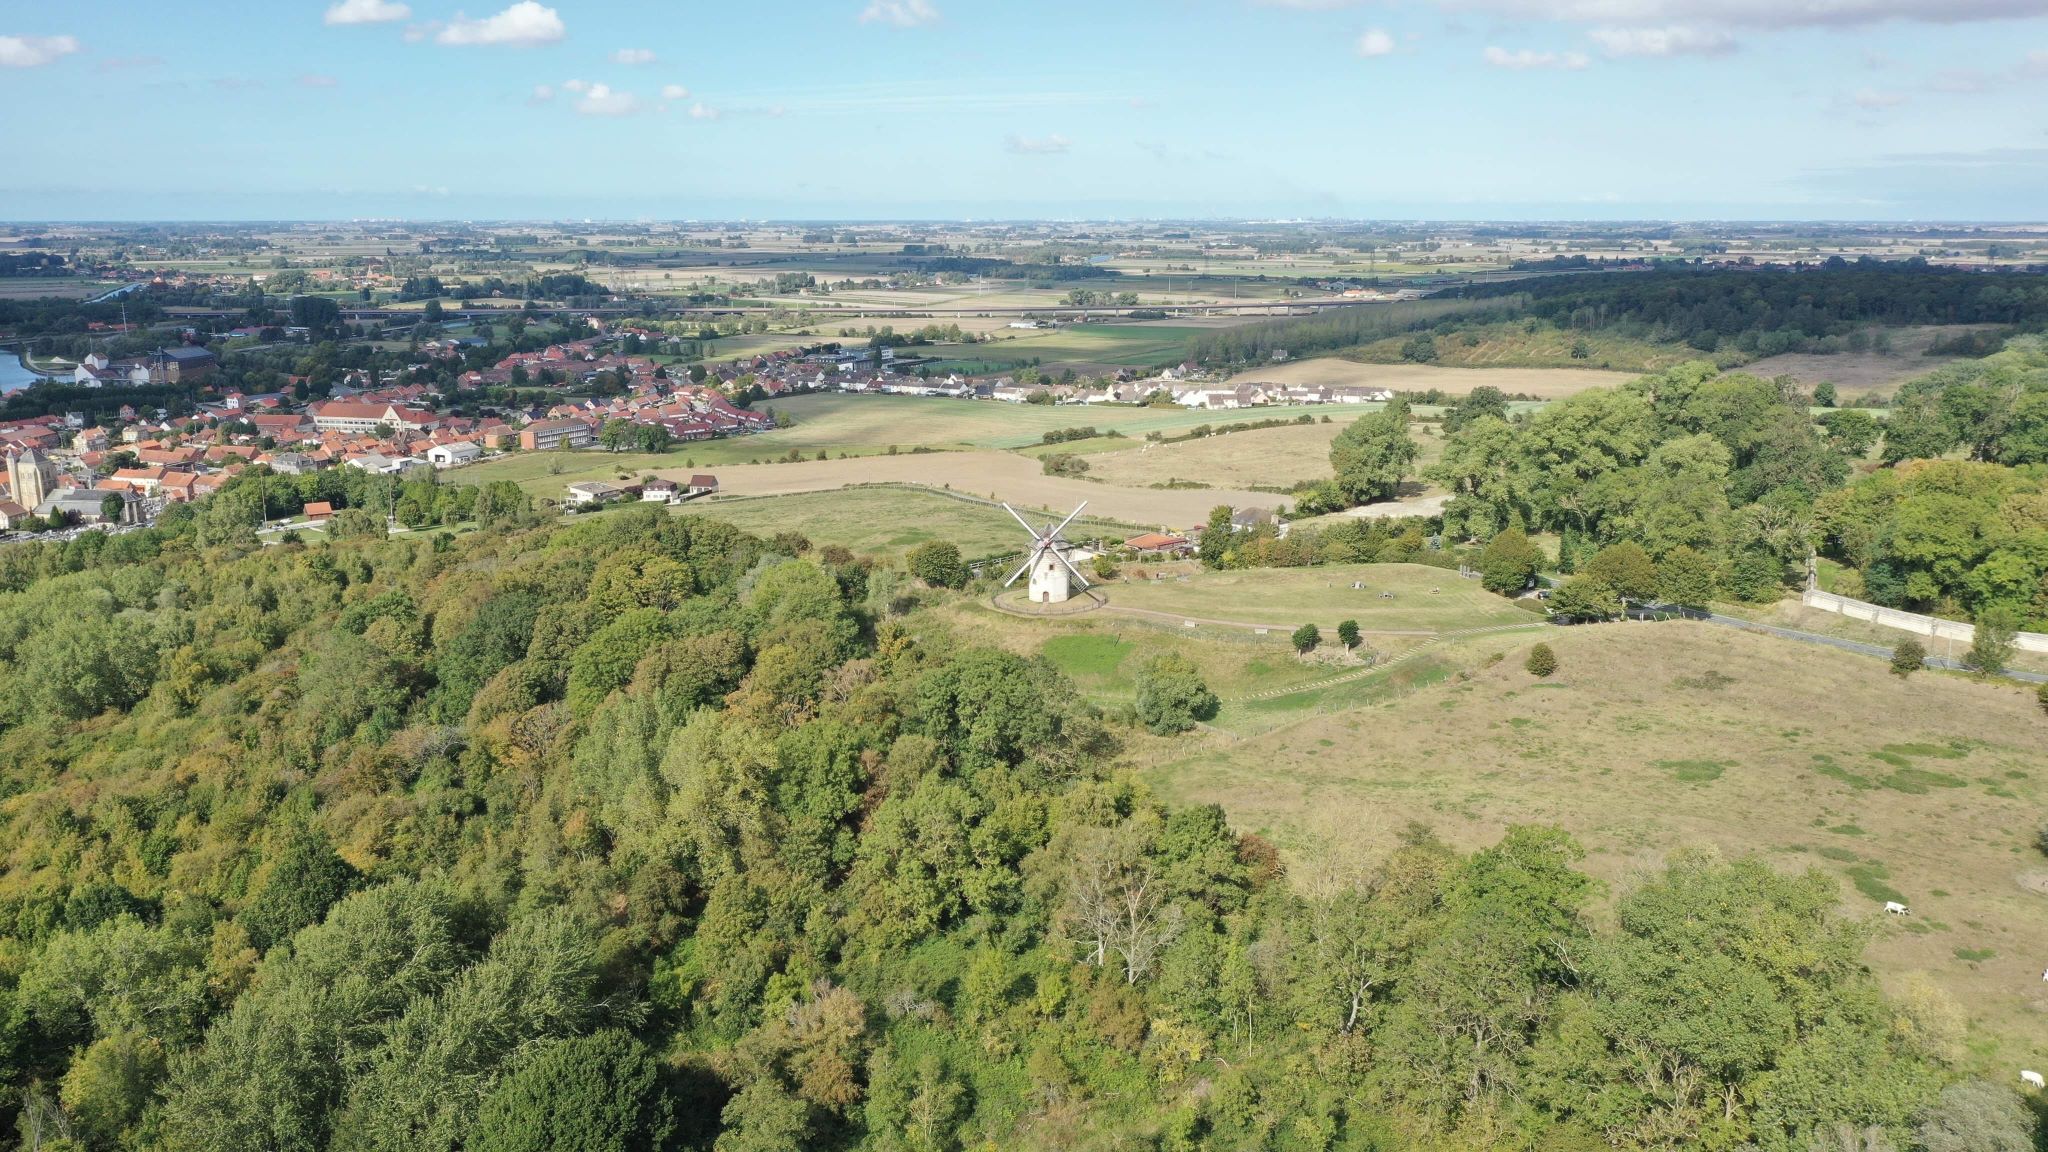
[1882,335,2048,466]
[0,501,2017,1150]
[1429,363,1851,606]
[917,256,1113,282]
[1187,298,1507,366]
[1453,260,2048,355]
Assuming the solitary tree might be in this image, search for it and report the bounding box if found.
[1133,654,1219,735]
[1967,607,2018,675]
[1525,643,1557,678]
[906,540,968,589]
[1337,619,1361,650]
[1889,639,1926,678]
[1476,527,1542,596]
[1328,400,1419,506]
[1291,624,1321,655]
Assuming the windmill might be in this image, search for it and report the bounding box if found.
[1002,501,1092,605]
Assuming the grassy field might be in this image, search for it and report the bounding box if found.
[1104,562,1543,632]
[917,322,1216,371]
[1081,418,1448,492]
[453,396,1290,499]
[682,487,1135,559]
[1226,359,1636,399]
[1145,620,2048,1071]
[1347,321,1698,374]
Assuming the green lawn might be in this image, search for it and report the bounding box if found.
[681,488,1135,560]
[1106,563,1544,633]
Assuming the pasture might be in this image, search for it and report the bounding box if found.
[1102,562,1544,633]
[1227,359,1635,399]
[1147,620,2048,1070]
[666,450,1287,525]
[680,487,1134,560]
[1082,418,1449,492]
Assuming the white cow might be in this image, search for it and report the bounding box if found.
[1884,901,1909,915]
[2023,1070,2045,1090]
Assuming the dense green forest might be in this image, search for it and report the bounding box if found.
[0,490,2033,1151]
[1451,261,2048,357]
[1427,364,1845,608]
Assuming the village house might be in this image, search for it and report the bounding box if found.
[425,441,483,468]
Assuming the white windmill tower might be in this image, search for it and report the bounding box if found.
[1002,501,1092,605]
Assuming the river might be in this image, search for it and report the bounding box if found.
[0,345,49,396]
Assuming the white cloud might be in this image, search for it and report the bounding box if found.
[575,83,640,116]
[860,0,941,27]
[298,73,340,88]
[436,1,565,46]
[1355,28,1397,56]
[613,47,656,65]
[661,83,689,99]
[0,34,79,68]
[1006,133,1072,154]
[1483,45,1590,69]
[690,102,720,119]
[1589,25,1735,55]
[1851,86,1906,107]
[324,0,410,25]
[561,77,589,92]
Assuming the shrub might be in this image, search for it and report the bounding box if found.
[1890,639,1926,678]
[1525,643,1557,678]
[906,540,968,589]
[1291,623,1320,654]
[1133,654,1220,735]
[2038,682,2048,716]
[1091,553,1119,581]
[1966,607,2017,675]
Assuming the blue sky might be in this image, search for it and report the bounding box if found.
[2,0,2046,220]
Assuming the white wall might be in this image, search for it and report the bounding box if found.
[1802,589,2048,654]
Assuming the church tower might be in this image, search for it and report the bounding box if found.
[5,447,59,510]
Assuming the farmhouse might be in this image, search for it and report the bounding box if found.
[1123,532,1191,556]
[641,478,679,502]
[566,480,624,506]
[686,473,720,496]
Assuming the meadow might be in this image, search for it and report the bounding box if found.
[1102,562,1544,633]
[680,487,1135,560]
[1224,358,1635,399]
[1145,619,2048,1070]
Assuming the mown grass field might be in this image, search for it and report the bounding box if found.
[1145,620,2048,1071]
[681,488,1134,560]
[1105,562,1543,633]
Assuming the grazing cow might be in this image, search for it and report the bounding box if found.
[1884,901,1909,915]
[2023,1070,2045,1090]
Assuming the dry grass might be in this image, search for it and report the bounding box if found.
[1226,359,1636,399]
[671,450,1286,526]
[1740,327,1996,399]
[1104,562,1540,633]
[1085,422,1346,490]
[1147,621,2048,1070]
